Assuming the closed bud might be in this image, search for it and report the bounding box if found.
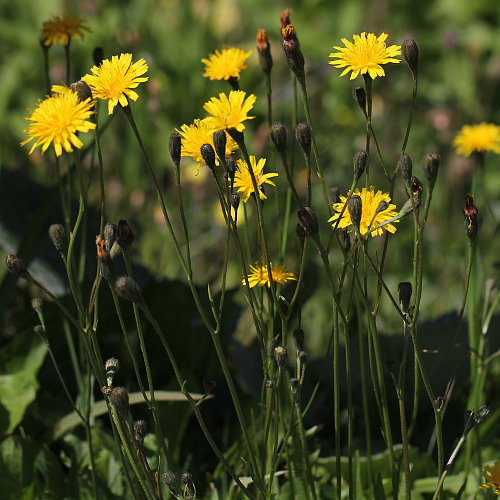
[181,472,193,485]
[230,193,240,213]
[330,187,341,204]
[226,127,244,145]
[298,350,308,365]
[31,297,42,314]
[70,80,93,102]
[226,157,236,181]
[200,143,216,170]
[116,219,135,251]
[162,471,180,496]
[348,195,362,233]
[49,224,67,252]
[290,377,299,393]
[402,39,419,75]
[274,346,288,367]
[282,25,305,80]
[475,405,491,425]
[134,419,147,444]
[256,29,273,73]
[110,386,130,420]
[352,86,366,113]
[169,131,181,166]
[353,150,368,181]
[104,222,117,251]
[295,122,311,158]
[105,357,120,386]
[463,194,478,240]
[5,255,30,279]
[398,282,412,312]
[296,222,307,243]
[423,152,440,189]
[34,324,47,341]
[93,47,104,67]
[297,206,319,237]
[399,154,413,184]
[271,122,287,154]
[375,201,389,216]
[213,130,227,163]
[339,228,351,251]
[293,328,304,351]
[96,236,116,282]
[115,276,143,304]
[280,8,293,30]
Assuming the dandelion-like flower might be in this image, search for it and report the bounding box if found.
[202,48,251,81]
[243,263,297,288]
[453,122,500,157]
[21,91,95,157]
[480,461,500,495]
[203,90,256,132]
[176,119,238,173]
[82,53,149,115]
[329,32,401,80]
[40,15,89,47]
[328,186,398,237]
[234,156,278,202]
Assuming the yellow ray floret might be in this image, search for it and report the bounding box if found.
[203,90,256,132]
[234,155,278,203]
[453,122,500,157]
[202,48,252,81]
[243,263,297,288]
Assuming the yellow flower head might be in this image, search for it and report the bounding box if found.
[328,186,398,237]
[243,263,297,288]
[40,15,89,47]
[21,90,96,157]
[82,53,149,115]
[329,32,401,80]
[203,90,256,132]
[234,156,278,203]
[480,461,500,495]
[453,122,500,157]
[176,118,239,173]
[202,48,252,81]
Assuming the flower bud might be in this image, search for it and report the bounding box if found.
[280,8,293,30]
[162,471,180,496]
[352,86,366,113]
[475,405,491,425]
[422,152,440,189]
[213,130,227,163]
[347,195,362,233]
[282,25,305,80]
[271,122,287,154]
[104,222,117,251]
[353,150,368,181]
[230,193,240,214]
[93,47,104,67]
[399,154,413,185]
[200,143,216,170]
[463,194,478,240]
[49,224,67,252]
[34,324,47,341]
[105,357,120,386]
[110,386,130,420]
[169,131,181,166]
[5,255,30,279]
[181,472,193,486]
[226,127,244,145]
[295,122,311,158]
[339,228,351,251]
[115,276,143,304]
[96,236,116,282]
[116,219,135,252]
[290,377,299,393]
[274,346,288,368]
[226,157,236,181]
[256,29,273,73]
[298,350,308,365]
[297,206,319,237]
[293,328,304,351]
[70,80,93,102]
[134,419,147,444]
[398,282,412,312]
[402,39,419,75]
[296,222,307,243]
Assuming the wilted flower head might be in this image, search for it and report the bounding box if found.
[329,32,401,80]
[202,48,251,81]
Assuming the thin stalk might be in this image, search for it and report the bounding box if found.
[64,41,71,84]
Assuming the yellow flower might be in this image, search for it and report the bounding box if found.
[329,32,401,80]
[234,156,278,202]
[202,48,252,81]
[328,186,398,237]
[82,53,149,115]
[453,122,500,157]
[243,263,297,288]
[176,118,239,173]
[21,90,96,157]
[480,461,500,495]
[203,90,256,132]
[40,14,89,47]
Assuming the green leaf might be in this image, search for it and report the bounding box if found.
[0,330,47,436]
